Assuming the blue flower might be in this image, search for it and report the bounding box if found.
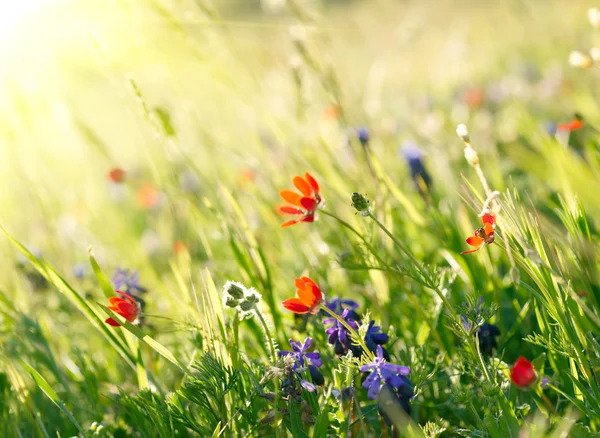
[326,297,359,315]
[400,141,431,195]
[356,127,369,147]
[364,321,389,352]
[360,345,410,400]
[112,268,147,294]
[278,337,324,392]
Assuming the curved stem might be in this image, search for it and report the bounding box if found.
[254,308,277,364]
[320,305,374,361]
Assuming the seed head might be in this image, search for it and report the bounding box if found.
[351,193,370,216]
[464,145,479,167]
[456,124,470,143]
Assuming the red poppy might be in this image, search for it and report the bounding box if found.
[461,213,496,254]
[510,356,537,388]
[173,239,187,255]
[282,276,325,314]
[107,168,126,183]
[557,119,584,131]
[277,172,323,228]
[105,290,141,327]
[464,87,485,108]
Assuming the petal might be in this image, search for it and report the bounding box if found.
[305,172,320,194]
[466,236,485,247]
[116,301,137,315]
[383,364,411,375]
[282,298,310,314]
[484,223,495,237]
[278,205,304,216]
[293,176,313,196]
[280,219,299,228]
[361,371,379,387]
[300,215,315,223]
[461,247,483,255]
[302,337,313,350]
[481,213,496,228]
[280,189,302,206]
[300,380,316,392]
[360,363,376,372]
[299,196,317,211]
[105,317,120,327]
[108,297,123,306]
[367,379,383,400]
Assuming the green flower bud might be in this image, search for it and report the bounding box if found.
[224,281,245,299]
[351,193,370,216]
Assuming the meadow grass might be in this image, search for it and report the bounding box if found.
[1,0,600,436]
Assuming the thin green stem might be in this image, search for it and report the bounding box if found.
[254,308,277,363]
[320,305,374,361]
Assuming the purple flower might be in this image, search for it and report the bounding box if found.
[279,337,323,392]
[541,377,549,388]
[112,268,146,294]
[324,309,359,347]
[364,321,389,352]
[356,127,369,147]
[360,346,410,400]
[400,141,431,196]
[326,297,359,315]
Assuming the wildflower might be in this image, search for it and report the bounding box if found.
[138,184,161,209]
[510,356,537,388]
[324,308,360,356]
[107,168,126,183]
[356,127,369,147]
[456,124,470,143]
[568,50,593,69]
[325,297,360,320]
[401,142,432,195]
[222,281,263,318]
[278,337,324,391]
[282,276,324,314]
[463,87,485,108]
[277,172,323,228]
[364,321,390,353]
[461,213,496,254]
[541,377,549,388]
[105,290,141,326]
[360,345,411,399]
[557,118,584,132]
[544,121,557,136]
[351,193,370,216]
[112,268,146,294]
[589,8,600,29]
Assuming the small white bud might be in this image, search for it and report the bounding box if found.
[456,124,470,143]
[464,146,479,167]
[588,8,600,29]
[569,50,593,69]
[590,47,600,62]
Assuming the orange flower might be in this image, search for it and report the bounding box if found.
[277,172,323,228]
[107,168,126,183]
[322,106,340,120]
[173,239,187,255]
[463,87,485,108]
[557,119,583,131]
[138,184,160,209]
[105,291,140,326]
[282,276,325,314]
[461,213,496,254]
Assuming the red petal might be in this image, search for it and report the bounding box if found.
[282,298,310,314]
[461,247,482,254]
[305,172,320,194]
[299,197,317,211]
[481,213,495,228]
[105,317,120,326]
[301,215,315,223]
[484,223,495,237]
[510,356,536,387]
[280,219,299,228]
[278,205,304,216]
[109,297,122,306]
[466,236,485,247]
[280,189,302,206]
[116,301,136,315]
[293,176,313,196]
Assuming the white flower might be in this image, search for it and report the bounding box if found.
[588,8,600,29]
[456,124,470,143]
[568,50,593,69]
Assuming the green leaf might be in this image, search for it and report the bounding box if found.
[89,249,116,300]
[313,404,329,437]
[20,361,87,436]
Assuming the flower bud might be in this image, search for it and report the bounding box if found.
[569,50,593,69]
[351,193,370,216]
[456,124,470,143]
[224,296,240,308]
[224,281,245,299]
[589,8,600,29]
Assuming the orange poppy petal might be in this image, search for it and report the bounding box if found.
[466,236,485,247]
[293,176,313,196]
[294,277,308,290]
[461,247,483,255]
[281,219,299,228]
[282,298,310,314]
[305,172,320,193]
[278,205,304,216]
[116,301,137,315]
[484,223,495,236]
[280,189,302,206]
[481,213,495,228]
[109,297,122,306]
[299,196,317,211]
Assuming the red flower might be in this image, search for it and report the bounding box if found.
[138,184,160,209]
[461,213,496,254]
[557,119,584,132]
[277,173,323,228]
[282,276,325,314]
[105,291,141,326]
[510,356,537,388]
[107,168,126,183]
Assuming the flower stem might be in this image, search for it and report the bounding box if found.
[254,308,277,364]
[320,305,374,361]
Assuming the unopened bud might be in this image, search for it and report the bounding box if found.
[569,50,593,69]
[589,8,600,29]
[351,193,370,216]
[224,296,239,308]
[456,124,470,143]
[464,146,479,167]
[224,281,245,299]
